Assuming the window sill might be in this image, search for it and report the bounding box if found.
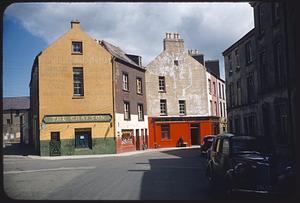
[71,52,83,55]
[124,119,131,121]
[161,139,171,142]
[123,89,130,92]
[138,119,145,122]
[72,95,84,99]
[137,92,143,95]
[158,90,166,93]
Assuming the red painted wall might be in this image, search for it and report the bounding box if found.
[148,117,215,149]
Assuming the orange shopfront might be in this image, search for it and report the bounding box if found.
[148,116,220,149]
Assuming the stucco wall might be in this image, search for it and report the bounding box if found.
[37,22,115,142]
[146,51,209,117]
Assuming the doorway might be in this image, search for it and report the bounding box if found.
[190,124,200,145]
[136,129,140,150]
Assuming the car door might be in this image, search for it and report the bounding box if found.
[213,138,223,177]
[219,138,230,176]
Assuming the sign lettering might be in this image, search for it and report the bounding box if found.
[43,114,112,124]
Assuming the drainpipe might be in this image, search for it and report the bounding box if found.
[111,56,117,153]
[283,2,295,168]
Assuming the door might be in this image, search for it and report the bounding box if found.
[136,129,140,150]
[190,124,200,145]
[50,132,61,156]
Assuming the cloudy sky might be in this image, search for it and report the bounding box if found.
[3,2,254,97]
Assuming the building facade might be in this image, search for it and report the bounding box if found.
[224,2,297,184]
[100,41,148,153]
[251,2,296,167]
[30,20,147,156]
[3,97,30,146]
[146,33,219,149]
[188,51,227,134]
[223,29,261,137]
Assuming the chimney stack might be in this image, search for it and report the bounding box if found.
[163,32,184,52]
[71,19,80,29]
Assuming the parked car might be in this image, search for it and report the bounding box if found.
[200,135,216,158]
[206,133,272,197]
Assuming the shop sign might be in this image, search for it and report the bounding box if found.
[43,114,112,124]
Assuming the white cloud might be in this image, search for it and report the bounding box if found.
[4,2,254,79]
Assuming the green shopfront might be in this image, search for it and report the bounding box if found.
[39,114,116,156]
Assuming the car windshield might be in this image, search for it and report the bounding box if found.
[231,138,259,154]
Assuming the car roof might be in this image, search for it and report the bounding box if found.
[215,133,256,140]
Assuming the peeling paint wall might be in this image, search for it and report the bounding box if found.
[146,33,209,117]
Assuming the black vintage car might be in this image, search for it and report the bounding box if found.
[200,135,216,158]
[206,133,272,197]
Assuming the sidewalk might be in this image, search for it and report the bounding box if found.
[20,146,200,160]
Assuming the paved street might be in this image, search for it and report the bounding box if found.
[3,147,225,200]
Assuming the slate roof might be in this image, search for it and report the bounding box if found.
[100,40,145,69]
[3,96,30,110]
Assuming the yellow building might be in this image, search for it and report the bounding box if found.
[30,20,115,156]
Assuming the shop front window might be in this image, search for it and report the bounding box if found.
[75,128,92,149]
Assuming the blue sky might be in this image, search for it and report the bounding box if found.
[3,2,254,98]
[3,15,47,97]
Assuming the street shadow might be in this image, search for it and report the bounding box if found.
[138,148,218,200]
[138,147,279,200]
[3,143,37,156]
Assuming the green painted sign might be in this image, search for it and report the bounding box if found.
[43,114,112,124]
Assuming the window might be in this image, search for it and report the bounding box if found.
[272,2,280,24]
[220,102,223,117]
[247,73,255,103]
[136,77,142,94]
[259,51,268,91]
[258,4,264,34]
[73,67,84,96]
[234,117,241,134]
[179,100,186,115]
[7,119,11,125]
[160,99,167,115]
[213,81,216,95]
[219,83,221,98]
[124,101,131,120]
[228,54,233,72]
[72,41,82,54]
[161,124,170,140]
[222,84,225,99]
[237,79,242,105]
[51,132,60,141]
[229,82,234,107]
[274,41,285,87]
[214,101,217,116]
[245,41,253,64]
[229,118,233,133]
[208,79,211,94]
[223,103,226,118]
[137,103,144,121]
[174,60,179,66]
[222,139,230,155]
[275,102,288,144]
[75,128,92,149]
[122,73,129,91]
[235,49,240,69]
[159,76,166,92]
[210,100,213,115]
